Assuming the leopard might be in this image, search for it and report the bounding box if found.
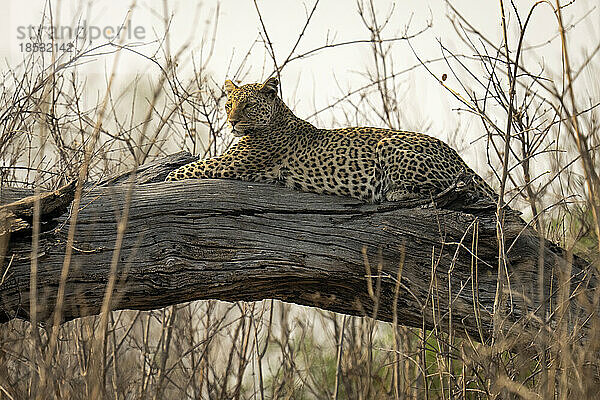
[166,76,496,206]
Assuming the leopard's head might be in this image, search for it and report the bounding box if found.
[223,77,279,137]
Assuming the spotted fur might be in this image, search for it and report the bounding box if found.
[166,77,496,204]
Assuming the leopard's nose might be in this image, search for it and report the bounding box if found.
[229,119,240,128]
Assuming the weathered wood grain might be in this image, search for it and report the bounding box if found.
[0,154,592,341]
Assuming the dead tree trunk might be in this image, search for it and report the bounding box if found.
[0,153,593,341]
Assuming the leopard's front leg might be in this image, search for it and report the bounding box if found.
[166,153,279,183]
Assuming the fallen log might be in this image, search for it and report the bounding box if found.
[0,153,593,341]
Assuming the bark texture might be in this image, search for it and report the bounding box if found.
[0,152,592,341]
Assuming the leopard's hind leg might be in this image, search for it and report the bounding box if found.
[376,137,453,203]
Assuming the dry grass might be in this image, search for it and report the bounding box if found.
[1,0,599,398]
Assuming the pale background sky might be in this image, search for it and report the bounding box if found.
[2,0,598,178]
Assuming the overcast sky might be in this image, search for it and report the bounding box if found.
[2,0,598,166]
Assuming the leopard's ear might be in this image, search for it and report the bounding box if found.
[260,76,279,95]
[224,80,238,95]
